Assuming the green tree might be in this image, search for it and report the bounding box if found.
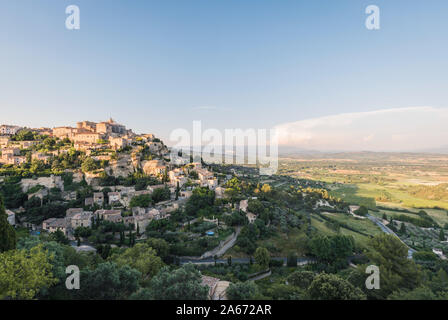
[254,247,270,269]
[146,238,170,260]
[308,234,354,268]
[130,194,152,208]
[388,286,437,300]
[0,245,57,299]
[287,252,298,267]
[354,206,368,216]
[266,283,303,300]
[14,129,35,141]
[151,187,171,204]
[227,281,259,300]
[48,229,70,245]
[439,229,445,241]
[185,187,215,216]
[399,222,407,234]
[308,273,365,300]
[110,243,164,284]
[81,157,97,172]
[366,234,421,299]
[247,199,264,215]
[30,160,45,174]
[149,264,208,300]
[0,196,16,252]
[78,262,140,300]
[287,271,315,289]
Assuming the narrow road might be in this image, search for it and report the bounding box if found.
[180,256,314,265]
[205,226,242,258]
[248,269,272,281]
[367,214,415,259]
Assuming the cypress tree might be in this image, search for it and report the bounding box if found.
[399,222,406,234]
[0,196,16,252]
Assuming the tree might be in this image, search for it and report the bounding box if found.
[440,229,446,241]
[266,283,303,300]
[175,181,180,200]
[308,234,354,268]
[388,286,437,300]
[110,243,164,284]
[130,194,152,208]
[247,199,264,215]
[366,234,421,299]
[81,157,97,173]
[48,229,70,245]
[429,268,448,294]
[14,129,35,141]
[146,238,170,260]
[400,222,407,234]
[308,273,365,300]
[354,206,368,216]
[30,160,45,174]
[78,262,140,300]
[0,196,16,252]
[149,264,208,300]
[185,187,215,216]
[227,281,259,300]
[287,271,315,289]
[0,245,57,299]
[254,247,270,269]
[129,287,153,300]
[261,184,271,193]
[411,251,437,261]
[151,187,171,204]
[287,252,298,267]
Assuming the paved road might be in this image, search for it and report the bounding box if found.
[248,270,272,281]
[180,256,314,265]
[367,214,415,259]
[204,226,242,258]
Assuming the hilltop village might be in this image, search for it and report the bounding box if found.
[0,119,225,237]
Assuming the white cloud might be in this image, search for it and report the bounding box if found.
[274,107,448,152]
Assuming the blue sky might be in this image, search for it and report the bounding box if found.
[1,0,448,149]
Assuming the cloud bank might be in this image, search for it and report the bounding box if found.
[274,107,448,152]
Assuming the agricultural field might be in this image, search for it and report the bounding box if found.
[279,152,448,211]
[310,213,382,250]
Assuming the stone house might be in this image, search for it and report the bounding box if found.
[108,192,121,204]
[93,192,104,206]
[42,218,68,235]
[70,212,93,229]
[95,209,122,221]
